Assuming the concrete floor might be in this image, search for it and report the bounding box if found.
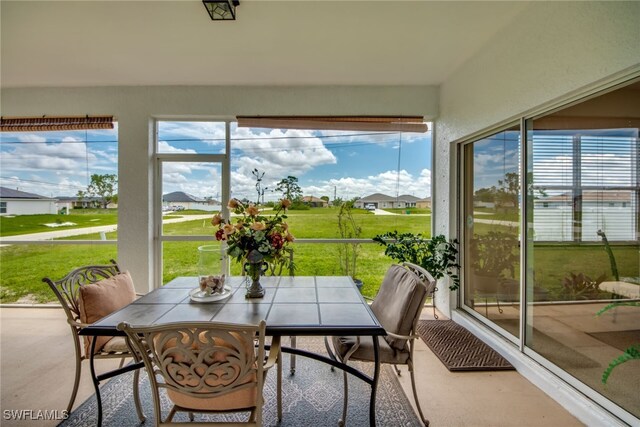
[0,306,582,427]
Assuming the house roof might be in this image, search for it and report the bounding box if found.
[358,193,424,203]
[302,196,325,203]
[163,191,205,203]
[0,187,53,200]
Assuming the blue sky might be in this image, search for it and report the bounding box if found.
[0,122,432,202]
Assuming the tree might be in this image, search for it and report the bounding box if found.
[275,176,302,201]
[251,168,267,205]
[320,196,330,203]
[87,174,117,208]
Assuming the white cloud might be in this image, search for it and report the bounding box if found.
[301,168,431,200]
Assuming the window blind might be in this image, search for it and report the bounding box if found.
[532,131,639,242]
[236,116,428,133]
[0,116,114,132]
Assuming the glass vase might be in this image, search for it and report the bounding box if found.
[244,249,267,298]
[197,245,220,286]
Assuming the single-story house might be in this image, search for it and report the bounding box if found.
[0,187,58,215]
[416,198,431,209]
[301,196,328,207]
[355,193,422,209]
[163,191,221,211]
[56,196,117,211]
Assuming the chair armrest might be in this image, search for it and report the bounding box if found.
[69,318,92,329]
[263,336,281,371]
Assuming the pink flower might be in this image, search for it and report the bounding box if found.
[215,229,226,241]
[211,213,224,226]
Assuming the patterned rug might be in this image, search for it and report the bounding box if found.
[416,320,515,371]
[60,337,422,426]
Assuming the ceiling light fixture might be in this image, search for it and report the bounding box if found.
[202,0,239,21]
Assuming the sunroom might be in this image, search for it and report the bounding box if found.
[1,1,639,426]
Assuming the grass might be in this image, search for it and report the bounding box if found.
[0,210,117,236]
[383,208,431,215]
[1,208,638,304]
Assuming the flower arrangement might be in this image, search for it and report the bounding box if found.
[211,198,295,275]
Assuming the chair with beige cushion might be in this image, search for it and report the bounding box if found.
[43,259,144,420]
[326,262,435,427]
[118,320,280,426]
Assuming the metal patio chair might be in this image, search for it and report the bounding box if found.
[43,259,144,420]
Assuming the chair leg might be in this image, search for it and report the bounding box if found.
[289,336,296,375]
[408,360,429,427]
[132,368,146,422]
[118,357,126,369]
[338,370,349,427]
[188,412,195,421]
[277,349,283,422]
[67,351,82,414]
[393,364,402,376]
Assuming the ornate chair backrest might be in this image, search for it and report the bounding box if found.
[119,321,267,420]
[43,259,121,325]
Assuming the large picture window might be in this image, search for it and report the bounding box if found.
[0,124,119,303]
[155,120,432,297]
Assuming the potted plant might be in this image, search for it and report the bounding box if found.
[337,200,363,290]
[373,231,460,290]
[468,230,519,298]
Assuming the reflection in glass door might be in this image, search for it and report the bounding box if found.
[462,127,521,337]
[525,81,640,419]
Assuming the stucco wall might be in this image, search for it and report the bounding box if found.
[434,1,640,314]
[2,200,57,215]
[1,86,438,293]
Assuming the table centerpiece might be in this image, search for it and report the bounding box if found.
[211,198,295,298]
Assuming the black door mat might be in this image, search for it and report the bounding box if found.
[416,320,515,371]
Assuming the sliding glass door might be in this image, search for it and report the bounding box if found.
[460,79,640,422]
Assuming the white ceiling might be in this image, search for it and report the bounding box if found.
[1,1,530,88]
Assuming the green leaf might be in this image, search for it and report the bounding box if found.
[602,344,640,384]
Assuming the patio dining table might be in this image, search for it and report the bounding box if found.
[80,275,386,426]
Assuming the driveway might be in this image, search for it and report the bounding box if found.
[0,214,213,241]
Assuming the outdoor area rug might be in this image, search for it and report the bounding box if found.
[416,320,515,371]
[59,337,422,426]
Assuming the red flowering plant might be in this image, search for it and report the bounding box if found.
[211,198,295,275]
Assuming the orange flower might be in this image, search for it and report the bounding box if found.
[280,199,292,209]
[281,222,289,231]
[285,233,295,242]
[228,199,240,209]
[246,205,260,216]
[234,222,245,230]
[250,221,266,231]
[223,223,235,235]
[210,213,224,226]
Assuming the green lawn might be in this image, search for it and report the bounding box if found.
[383,208,431,215]
[0,210,118,236]
[1,208,637,304]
